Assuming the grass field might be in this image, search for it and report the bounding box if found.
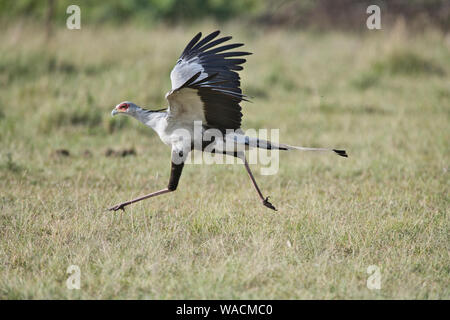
[0,21,449,299]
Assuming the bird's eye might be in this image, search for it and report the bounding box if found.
[119,104,128,110]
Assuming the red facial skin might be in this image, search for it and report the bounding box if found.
[118,103,129,111]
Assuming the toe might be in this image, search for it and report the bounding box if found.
[263,197,277,211]
[108,204,125,211]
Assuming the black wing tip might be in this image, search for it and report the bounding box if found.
[209,30,221,37]
[180,32,202,57]
[191,32,202,41]
[333,149,348,157]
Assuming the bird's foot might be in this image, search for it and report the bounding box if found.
[108,202,128,211]
[262,197,277,211]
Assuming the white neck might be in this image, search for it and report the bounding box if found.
[134,108,167,132]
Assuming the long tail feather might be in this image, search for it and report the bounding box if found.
[332,149,348,157]
[280,144,348,157]
[226,134,348,157]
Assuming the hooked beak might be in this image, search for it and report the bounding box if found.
[111,109,119,116]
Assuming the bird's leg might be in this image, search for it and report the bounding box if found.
[108,161,184,211]
[239,153,277,211]
[108,188,171,211]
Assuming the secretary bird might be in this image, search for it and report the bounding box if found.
[108,30,347,212]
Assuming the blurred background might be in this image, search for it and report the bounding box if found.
[0,1,449,299]
[1,0,449,31]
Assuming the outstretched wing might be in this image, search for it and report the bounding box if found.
[166,31,251,132]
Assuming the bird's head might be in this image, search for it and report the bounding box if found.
[111,101,139,117]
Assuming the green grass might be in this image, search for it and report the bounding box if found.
[0,21,449,299]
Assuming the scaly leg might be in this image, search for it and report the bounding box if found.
[239,152,277,211]
[108,161,184,211]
